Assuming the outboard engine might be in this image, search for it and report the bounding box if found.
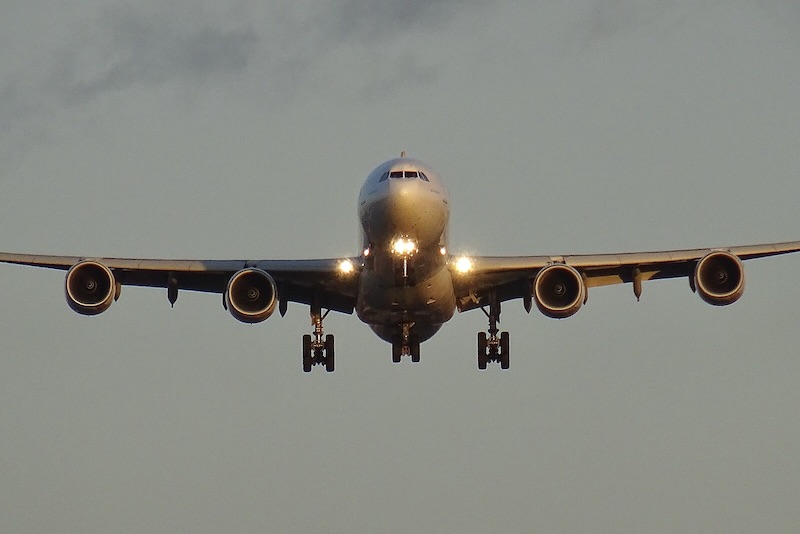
[65,261,117,315]
[694,251,745,306]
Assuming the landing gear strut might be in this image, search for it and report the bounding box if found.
[391,322,420,364]
[477,293,510,370]
[394,258,416,287]
[302,304,334,372]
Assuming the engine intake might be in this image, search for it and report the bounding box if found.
[65,261,117,315]
[225,268,278,323]
[694,251,745,306]
[533,263,586,319]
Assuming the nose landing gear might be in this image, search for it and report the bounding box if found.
[391,322,420,363]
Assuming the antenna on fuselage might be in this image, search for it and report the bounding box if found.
[400,150,406,158]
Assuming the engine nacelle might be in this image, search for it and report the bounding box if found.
[65,261,117,315]
[533,263,586,319]
[694,251,745,306]
[225,268,278,323]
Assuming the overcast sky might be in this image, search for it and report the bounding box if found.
[2,1,800,532]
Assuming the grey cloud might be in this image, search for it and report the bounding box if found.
[326,0,493,42]
[581,0,800,48]
[353,53,439,100]
[0,5,259,164]
[0,0,494,152]
[584,0,683,41]
[258,0,496,100]
[49,7,258,105]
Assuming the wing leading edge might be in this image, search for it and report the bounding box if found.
[451,240,800,313]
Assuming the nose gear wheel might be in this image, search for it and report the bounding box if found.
[391,322,420,364]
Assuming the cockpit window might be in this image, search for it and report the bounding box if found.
[378,172,389,182]
[387,170,429,180]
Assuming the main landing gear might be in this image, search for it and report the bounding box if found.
[302,304,334,372]
[477,293,510,370]
[391,322,420,364]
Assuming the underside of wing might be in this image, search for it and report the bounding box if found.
[450,240,800,315]
[0,252,361,316]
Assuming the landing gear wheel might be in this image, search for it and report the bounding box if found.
[324,334,335,372]
[392,342,402,363]
[500,331,510,370]
[477,332,488,370]
[410,342,420,363]
[302,334,312,373]
[391,333,420,364]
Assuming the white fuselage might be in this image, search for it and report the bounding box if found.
[356,158,456,343]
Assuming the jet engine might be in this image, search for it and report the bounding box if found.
[694,251,745,306]
[533,263,586,319]
[65,260,117,315]
[225,268,278,323]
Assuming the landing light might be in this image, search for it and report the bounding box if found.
[455,256,473,274]
[338,259,355,274]
[392,237,417,256]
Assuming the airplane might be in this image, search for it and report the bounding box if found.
[1,154,799,372]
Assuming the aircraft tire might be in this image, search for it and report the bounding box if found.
[477,332,487,370]
[325,334,335,372]
[410,342,420,363]
[392,342,402,363]
[302,334,312,372]
[500,331,510,370]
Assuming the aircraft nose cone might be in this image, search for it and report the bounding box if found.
[387,179,419,209]
[363,180,448,245]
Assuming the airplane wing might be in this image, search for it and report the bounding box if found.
[451,240,800,314]
[0,253,360,314]
[4,240,800,319]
